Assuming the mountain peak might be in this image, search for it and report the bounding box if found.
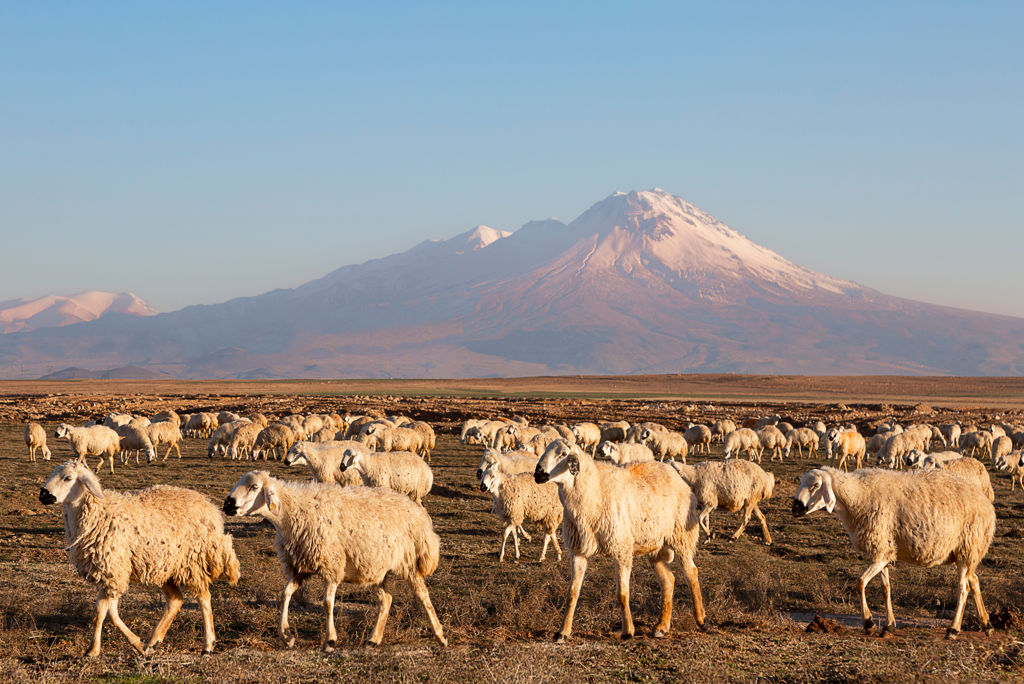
[0,291,157,334]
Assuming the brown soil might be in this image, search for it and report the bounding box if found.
[2,377,1024,682]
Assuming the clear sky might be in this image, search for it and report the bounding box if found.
[1,2,1021,315]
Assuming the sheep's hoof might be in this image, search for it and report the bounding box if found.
[863,618,874,635]
[653,628,668,639]
[553,633,568,644]
[880,625,897,638]
[435,635,449,647]
[84,650,100,659]
[364,639,381,648]
[323,640,336,653]
[201,647,213,656]
[984,625,995,637]
[764,540,772,547]
[620,632,634,641]
[945,627,960,640]
[283,636,296,648]
[699,621,714,634]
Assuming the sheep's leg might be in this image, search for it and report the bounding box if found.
[651,548,675,638]
[368,585,393,645]
[730,503,755,541]
[323,581,338,652]
[947,564,971,639]
[680,553,706,630]
[879,567,896,635]
[512,524,522,559]
[699,507,713,540]
[408,574,448,646]
[499,525,514,562]
[539,532,550,562]
[197,588,216,654]
[552,530,563,560]
[968,570,994,635]
[145,582,184,654]
[858,560,887,634]
[556,555,589,642]
[85,590,112,657]
[616,559,634,639]
[517,525,532,541]
[106,594,146,655]
[279,578,299,647]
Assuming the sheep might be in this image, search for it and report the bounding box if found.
[533,439,706,641]
[479,464,563,562]
[224,471,447,648]
[792,466,995,639]
[360,424,424,455]
[597,440,654,465]
[776,421,794,436]
[599,420,631,443]
[638,428,686,463]
[462,420,505,447]
[103,412,134,429]
[151,410,180,426]
[55,423,121,474]
[145,421,183,461]
[253,423,298,460]
[757,425,787,462]
[114,424,156,464]
[308,426,337,443]
[996,450,1024,490]
[282,440,365,487]
[960,430,994,460]
[920,455,995,502]
[865,431,894,463]
[207,419,251,458]
[227,421,265,460]
[571,422,602,455]
[491,424,518,452]
[671,459,775,545]
[827,427,868,471]
[1012,431,1024,450]
[723,428,761,461]
[407,421,436,462]
[939,422,963,449]
[344,415,379,440]
[625,422,667,444]
[40,461,240,656]
[710,419,737,443]
[460,418,488,444]
[991,435,1013,466]
[990,424,1006,438]
[476,448,538,480]
[783,427,819,459]
[217,410,243,427]
[301,414,325,439]
[339,445,433,505]
[25,422,51,461]
[184,412,218,438]
[682,424,712,455]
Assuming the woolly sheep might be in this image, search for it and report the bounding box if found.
[671,459,775,545]
[55,423,121,474]
[920,455,994,502]
[114,424,156,464]
[571,422,602,455]
[227,421,265,460]
[282,440,365,487]
[683,424,712,455]
[757,425,787,462]
[146,420,183,461]
[641,428,688,463]
[723,428,761,461]
[792,467,995,638]
[710,419,737,443]
[217,411,243,426]
[783,427,819,459]
[479,464,563,562]
[491,424,518,452]
[151,410,180,426]
[599,420,631,443]
[939,422,963,449]
[827,427,868,471]
[407,421,436,461]
[253,423,298,460]
[223,471,447,648]
[991,435,1013,466]
[776,421,794,436]
[24,422,51,461]
[625,422,667,444]
[960,430,994,460]
[598,439,655,465]
[40,461,240,656]
[184,412,218,438]
[533,439,706,641]
[460,418,488,444]
[476,448,538,480]
[996,451,1024,490]
[308,426,337,443]
[340,445,433,504]
[207,419,251,458]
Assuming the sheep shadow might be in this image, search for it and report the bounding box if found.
[429,484,468,500]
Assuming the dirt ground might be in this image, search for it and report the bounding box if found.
[2,377,1024,682]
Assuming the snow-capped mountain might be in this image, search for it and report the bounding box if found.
[2,189,1023,378]
[0,291,156,334]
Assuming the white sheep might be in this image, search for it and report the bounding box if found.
[40,461,240,656]
[206,419,251,458]
[184,412,218,438]
[641,428,688,463]
[598,439,655,465]
[146,420,184,461]
[476,448,538,480]
[114,424,156,464]
[599,420,631,443]
[723,428,761,461]
[253,423,298,460]
[283,440,365,487]
[24,422,51,461]
[671,459,775,545]
[710,419,737,444]
[991,435,1013,466]
[960,430,994,460]
[996,450,1024,490]
[533,439,706,641]
[683,424,712,455]
[571,422,602,455]
[407,421,436,461]
[227,421,264,460]
[757,425,787,462]
[783,427,819,459]
[55,423,121,474]
[793,466,995,638]
[479,463,563,562]
[939,422,962,449]
[224,471,447,648]
[340,445,433,504]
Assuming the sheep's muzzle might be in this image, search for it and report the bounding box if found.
[338,462,348,472]
[222,497,238,516]
[791,498,807,517]
[479,483,487,492]
[534,467,549,484]
[38,488,56,505]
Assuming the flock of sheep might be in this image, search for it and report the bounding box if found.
[21,407,1023,656]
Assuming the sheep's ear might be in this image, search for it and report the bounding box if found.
[79,470,104,498]
[820,476,836,513]
[567,453,580,475]
[265,485,280,513]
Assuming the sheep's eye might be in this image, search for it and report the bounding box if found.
[64,476,73,482]
[249,484,258,491]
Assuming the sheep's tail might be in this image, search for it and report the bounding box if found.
[415,526,440,578]
[210,532,241,585]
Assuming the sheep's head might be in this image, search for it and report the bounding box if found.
[792,469,835,517]
[283,442,307,466]
[476,449,500,479]
[339,447,364,473]
[639,428,652,443]
[597,440,616,460]
[40,460,102,505]
[534,439,580,485]
[224,471,276,517]
[480,463,501,492]
[55,423,72,440]
[904,449,925,468]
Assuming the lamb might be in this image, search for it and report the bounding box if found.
[641,428,688,463]
[479,464,563,562]
[55,423,121,474]
[40,461,240,656]
[571,422,602,455]
[996,451,1024,490]
[783,427,819,459]
[920,455,995,502]
[710,419,737,444]
[146,420,184,461]
[282,440,365,487]
[25,422,51,461]
[683,424,712,455]
[757,425,787,462]
[671,459,775,545]
[991,435,1013,466]
[224,471,447,649]
[827,427,868,471]
[598,439,655,465]
[253,423,298,460]
[476,448,538,480]
[339,445,433,504]
[533,439,706,641]
[723,428,761,461]
[792,467,995,638]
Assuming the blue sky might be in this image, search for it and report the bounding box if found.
[1,2,1021,314]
